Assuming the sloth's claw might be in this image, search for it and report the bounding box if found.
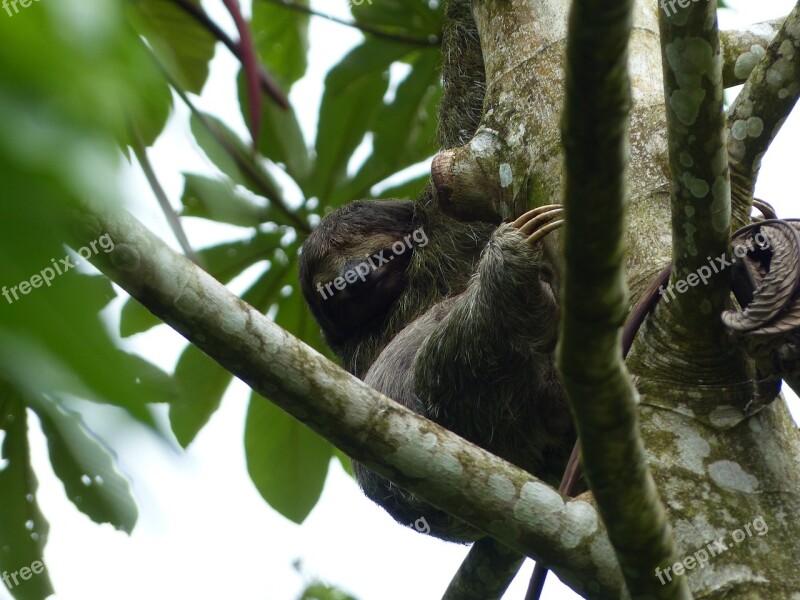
[510,205,564,246]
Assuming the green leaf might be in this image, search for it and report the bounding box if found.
[0,387,54,600]
[244,392,332,524]
[311,39,414,202]
[181,173,273,227]
[120,298,163,338]
[25,395,138,534]
[189,112,285,204]
[199,230,285,284]
[127,0,216,95]
[169,344,234,448]
[236,72,312,190]
[342,49,441,199]
[299,582,359,600]
[252,0,310,89]
[351,0,442,39]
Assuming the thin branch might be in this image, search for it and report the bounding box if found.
[73,201,624,599]
[720,18,785,88]
[728,4,800,230]
[442,538,524,600]
[171,0,289,109]
[559,0,690,596]
[658,3,733,348]
[130,127,203,266]
[258,0,440,47]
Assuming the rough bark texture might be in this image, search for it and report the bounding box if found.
[431,0,800,597]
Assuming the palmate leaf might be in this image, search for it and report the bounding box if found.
[244,391,332,524]
[310,39,416,204]
[0,387,53,600]
[25,395,138,534]
[338,49,441,201]
[189,112,291,218]
[236,71,312,190]
[251,0,310,89]
[126,0,216,95]
[350,0,442,38]
[181,173,274,227]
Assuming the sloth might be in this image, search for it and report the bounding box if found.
[298,199,574,542]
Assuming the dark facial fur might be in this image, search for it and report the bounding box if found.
[300,199,495,378]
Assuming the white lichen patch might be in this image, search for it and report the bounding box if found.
[589,534,620,587]
[733,45,766,80]
[671,418,711,475]
[499,163,513,188]
[487,473,516,503]
[561,501,598,548]
[767,58,794,88]
[731,119,748,140]
[745,117,764,138]
[682,172,708,197]
[670,88,706,126]
[708,460,759,493]
[709,405,745,428]
[515,481,564,537]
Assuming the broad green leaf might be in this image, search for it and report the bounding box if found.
[299,582,359,600]
[311,40,414,202]
[351,0,442,38]
[169,344,233,448]
[25,395,138,534]
[120,298,163,338]
[236,72,312,190]
[341,49,441,200]
[126,0,216,95]
[189,112,288,210]
[244,391,332,524]
[199,230,285,284]
[181,173,273,227]
[0,386,54,600]
[252,0,310,89]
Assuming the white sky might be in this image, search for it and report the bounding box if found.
[4,1,799,599]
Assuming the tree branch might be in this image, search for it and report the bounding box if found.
[728,4,800,230]
[441,537,524,600]
[721,19,785,89]
[73,202,624,599]
[559,0,690,597]
[130,127,202,266]
[658,0,737,373]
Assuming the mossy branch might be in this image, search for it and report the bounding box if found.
[559,0,690,597]
[728,4,800,230]
[658,0,733,355]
